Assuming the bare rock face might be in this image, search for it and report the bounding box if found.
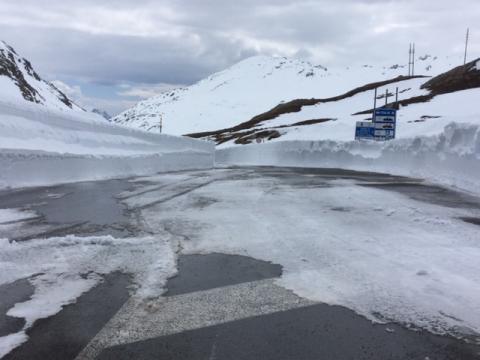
[0,41,80,110]
[0,42,43,103]
[421,59,480,95]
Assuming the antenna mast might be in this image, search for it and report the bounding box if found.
[464,28,470,65]
[408,43,411,76]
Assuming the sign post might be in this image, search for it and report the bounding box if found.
[373,108,396,140]
[355,107,396,141]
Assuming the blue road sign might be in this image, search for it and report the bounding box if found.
[355,108,397,141]
[373,107,396,140]
[355,122,375,140]
[374,108,396,117]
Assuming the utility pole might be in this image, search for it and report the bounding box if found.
[464,28,470,65]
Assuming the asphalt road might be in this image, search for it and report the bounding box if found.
[1,166,480,360]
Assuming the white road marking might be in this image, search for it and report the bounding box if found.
[75,279,314,360]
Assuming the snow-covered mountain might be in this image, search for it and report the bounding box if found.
[0,41,85,113]
[111,53,465,142]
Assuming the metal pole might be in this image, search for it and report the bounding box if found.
[373,87,377,121]
[395,87,399,108]
[464,28,470,65]
[385,88,388,106]
[159,114,163,134]
[408,43,411,76]
[412,43,415,76]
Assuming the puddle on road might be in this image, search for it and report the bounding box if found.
[460,217,480,226]
[3,272,131,360]
[0,179,136,240]
[165,253,282,297]
[0,279,34,337]
[33,180,133,225]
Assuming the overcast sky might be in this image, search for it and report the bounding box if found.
[1,0,479,115]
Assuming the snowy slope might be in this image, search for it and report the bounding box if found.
[112,55,457,135]
[112,54,455,136]
[229,79,480,146]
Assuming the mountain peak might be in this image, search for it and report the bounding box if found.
[0,40,83,112]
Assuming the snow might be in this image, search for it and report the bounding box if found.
[0,333,28,359]
[0,101,213,156]
[112,55,455,136]
[216,121,480,195]
[140,172,480,340]
[0,100,215,189]
[0,234,178,357]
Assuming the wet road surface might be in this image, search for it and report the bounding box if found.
[1,167,480,360]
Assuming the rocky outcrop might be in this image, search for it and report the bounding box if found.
[0,43,43,103]
[0,41,81,110]
[421,58,480,95]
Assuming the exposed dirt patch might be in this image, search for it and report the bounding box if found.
[353,94,435,115]
[286,118,333,127]
[422,58,480,95]
[460,217,480,226]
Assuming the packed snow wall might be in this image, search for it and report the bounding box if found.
[216,122,480,195]
[0,101,215,189]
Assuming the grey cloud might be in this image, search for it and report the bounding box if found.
[0,0,478,114]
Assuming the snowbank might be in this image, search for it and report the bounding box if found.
[217,122,480,194]
[0,100,215,189]
[0,149,214,189]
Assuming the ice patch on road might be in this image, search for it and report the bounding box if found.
[0,209,40,239]
[0,234,177,358]
[0,209,38,224]
[142,176,480,340]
